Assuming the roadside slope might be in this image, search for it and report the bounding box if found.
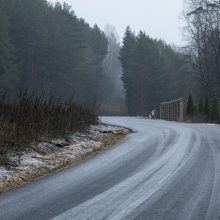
[0,124,129,192]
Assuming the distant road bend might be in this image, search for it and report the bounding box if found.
[1,117,220,220]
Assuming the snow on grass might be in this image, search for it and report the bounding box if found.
[0,124,128,191]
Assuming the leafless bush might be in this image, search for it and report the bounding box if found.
[0,91,98,156]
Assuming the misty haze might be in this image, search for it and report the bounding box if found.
[0,0,220,220]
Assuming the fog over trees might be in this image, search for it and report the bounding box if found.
[0,0,219,117]
[101,25,127,115]
[0,0,108,103]
[0,0,127,114]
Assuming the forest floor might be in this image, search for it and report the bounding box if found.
[0,124,130,192]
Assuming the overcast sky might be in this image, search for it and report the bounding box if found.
[50,0,185,46]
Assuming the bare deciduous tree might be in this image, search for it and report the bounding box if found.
[183,0,220,97]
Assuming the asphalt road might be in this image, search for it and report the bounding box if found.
[0,117,220,220]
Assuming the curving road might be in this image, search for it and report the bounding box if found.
[0,117,220,220]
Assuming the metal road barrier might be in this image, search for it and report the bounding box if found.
[160,98,184,122]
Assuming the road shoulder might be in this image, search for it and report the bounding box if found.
[0,124,130,192]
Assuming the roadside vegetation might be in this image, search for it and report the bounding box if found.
[181,0,220,123]
[186,94,219,123]
[0,91,98,166]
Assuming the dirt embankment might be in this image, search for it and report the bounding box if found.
[0,124,130,192]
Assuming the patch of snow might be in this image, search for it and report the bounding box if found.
[0,124,127,191]
[20,153,44,167]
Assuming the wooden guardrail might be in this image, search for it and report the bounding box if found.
[160,98,184,122]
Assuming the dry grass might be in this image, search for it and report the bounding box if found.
[0,91,98,165]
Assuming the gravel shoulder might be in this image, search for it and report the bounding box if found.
[0,124,130,192]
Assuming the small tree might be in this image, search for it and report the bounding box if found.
[211,97,218,122]
[187,95,194,117]
[204,96,210,122]
[198,98,203,115]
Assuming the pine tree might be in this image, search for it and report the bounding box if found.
[186,95,194,117]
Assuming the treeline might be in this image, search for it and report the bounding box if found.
[182,0,220,123]
[186,95,219,122]
[184,0,220,99]
[120,27,197,115]
[0,0,113,106]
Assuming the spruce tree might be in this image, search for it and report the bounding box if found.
[120,26,137,115]
[204,96,210,121]
[211,97,218,122]
[194,106,198,116]
[198,98,203,115]
[186,95,194,117]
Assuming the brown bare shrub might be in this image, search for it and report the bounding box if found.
[0,91,98,160]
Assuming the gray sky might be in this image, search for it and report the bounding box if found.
[50,0,185,46]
